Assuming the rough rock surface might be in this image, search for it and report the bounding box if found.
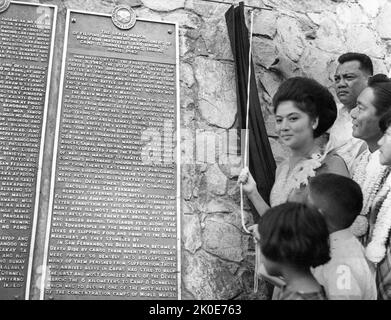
[376,2,391,39]
[205,164,228,196]
[194,57,237,129]
[253,9,278,38]
[276,16,305,62]
[182,250,243,300]
[183,214,202,254]
[202,218,245,262]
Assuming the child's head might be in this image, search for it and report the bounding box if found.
[258,202,330,277]
[307,174,363,232]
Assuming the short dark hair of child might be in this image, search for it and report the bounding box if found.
[258,202,330,269]
[309,173,363,229]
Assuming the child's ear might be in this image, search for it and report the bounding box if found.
[312,117,319,130]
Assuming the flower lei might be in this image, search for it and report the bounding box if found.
[350,150,388,237]
[366,171,391,264]
[352,149,371,186]
[271,152,325,206]
[292,153,325,189]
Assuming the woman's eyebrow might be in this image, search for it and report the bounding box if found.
[276,112,300,117]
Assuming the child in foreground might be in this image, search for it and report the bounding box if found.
[308,173,377,300]
[258,202,330,300]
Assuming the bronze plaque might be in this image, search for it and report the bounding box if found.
[0,2,56,300]
[42,10,179,300]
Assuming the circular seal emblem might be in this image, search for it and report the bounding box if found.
[111,5,136,30]
[0,0,11,13]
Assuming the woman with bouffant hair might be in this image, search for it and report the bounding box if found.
[239,77,349,220]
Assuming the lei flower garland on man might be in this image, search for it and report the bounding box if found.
[366,170,391,264]
[349,74,391,246]
[350,150,389,238]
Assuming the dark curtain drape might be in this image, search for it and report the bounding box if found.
[225,2,276,220]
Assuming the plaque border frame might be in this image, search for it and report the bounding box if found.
[3,1,58,301]
[175,16,181,302]
[40,9,181,300]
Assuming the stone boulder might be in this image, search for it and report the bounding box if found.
[268,54,302,80]
[203,199,233,214]
[182,214,202,254]
[376,2,391,39]
[314,16,344,53]
[194,57,237,129]
[358,0,381,18]
[180,63,195,88]
[182,250,243,300]
[276,15,305,62]
[345,25,386,58]
[335,3,369,29]
[253,9,278,38]
[201,21,233,60]
[253,37,278,69]
[300,46,335,85]
[202,217,246,262]
[205,164,228,196]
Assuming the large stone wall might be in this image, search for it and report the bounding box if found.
[16,0,391,300]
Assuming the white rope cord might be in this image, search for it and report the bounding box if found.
[254,240,261,293]
[240,9,254,235]
[235,8,259,294]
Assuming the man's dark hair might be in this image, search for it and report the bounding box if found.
[258,202,330,269]
[309,174,363,229]
[338,52,374,76]
[380,110,391,134]
[367,74,391,117]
